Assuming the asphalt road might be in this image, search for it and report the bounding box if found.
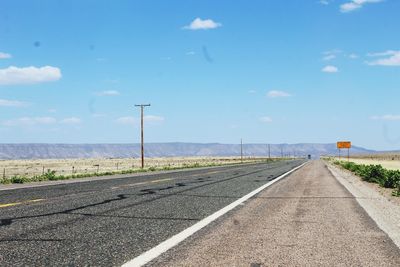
[0,159,304,266]
[151,160,400,267]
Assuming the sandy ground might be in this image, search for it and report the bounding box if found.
[334,157,400,170]
[150,160,400,266]
[0,157,266,179]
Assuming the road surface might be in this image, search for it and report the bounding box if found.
[151,160,400,266]
[0,160,303,266]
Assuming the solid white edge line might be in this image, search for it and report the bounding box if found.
[122,162,308,267]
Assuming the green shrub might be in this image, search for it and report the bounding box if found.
[358,164,386,184]
[10,176,29,184]
[341,162,362,173]
[393,180,400,196]
[383,170,400,188]
[41,170,57,180]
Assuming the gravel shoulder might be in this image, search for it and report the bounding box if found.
[327,162,400,248]
[151,160,400,267]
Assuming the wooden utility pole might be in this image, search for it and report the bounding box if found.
[268,144,271,159]
[240,138,243,163]
[135,104,151,168]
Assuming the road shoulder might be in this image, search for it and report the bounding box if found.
[149,160,400,266]
[327,162,400,249]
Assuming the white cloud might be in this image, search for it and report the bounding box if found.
[3,116,57,126]
[0,99,29,107]
[0,52,12,59]
[116,116,136,125]
[367,50,400,66]
[319,0,331,5]
[322,65,339,73]
[186,51,196,56]
[116,115,165,125]
[349,53,359,59]
[2,116,83,126]
[60,117,82,124]
[0,66,61,85]
[144,115,164,122]
[267,90,292,98]
[340,0,383,13]
[259,116,273,123]
[96,90,120,96]
[322,49,341,61]
[323,54,336,61]
[370,115,400,121]
[36,117,57,124]
[183,18,222,30]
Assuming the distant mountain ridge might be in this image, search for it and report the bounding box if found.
[0,143,375,160]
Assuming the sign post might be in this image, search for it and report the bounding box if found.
[337,141,351,161]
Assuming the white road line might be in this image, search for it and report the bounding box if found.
[121,162,308,267]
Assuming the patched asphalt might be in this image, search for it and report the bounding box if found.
[0,160,304,266]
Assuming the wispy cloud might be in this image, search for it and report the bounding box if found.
[322,65,339,73]
[340,0,383,13]
[116,115,165,125]
[60,117,82,124]
[186,51,196,56]
[116,116,136,125]
[349,53,359,59]
[367,50,400,66]
[248,90,257,94]
[0,52,12,59]
[3,116,82,126]
[0,99,29,107]
[160,56,172,61]
[323,54,336,61]
[370,115,400,121]
[183,18,222,30]
[95,90,120,96]
[144,115,164,122]
[0,66,61,85]
[267,90,292,98]
[322,49,341,61]
[319,0,331,5]
[3,117,57,126]
[259,116,273,123]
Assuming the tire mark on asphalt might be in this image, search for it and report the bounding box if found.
[0,162,303,244]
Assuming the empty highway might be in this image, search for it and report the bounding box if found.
[0,160,304,266]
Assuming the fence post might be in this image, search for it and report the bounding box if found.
[72,166,75,174]
[3,168,5,180]
[42,166,45,175]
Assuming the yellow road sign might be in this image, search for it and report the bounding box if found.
[337,141,351,149]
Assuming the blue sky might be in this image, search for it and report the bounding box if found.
[0,0,400,150]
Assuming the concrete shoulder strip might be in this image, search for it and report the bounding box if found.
[328,163,400,249]
[122,162,308,267]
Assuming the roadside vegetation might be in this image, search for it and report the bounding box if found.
[0,158,287,185]
[332,160,400,197]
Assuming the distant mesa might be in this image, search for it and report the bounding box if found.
[0,143,375,160]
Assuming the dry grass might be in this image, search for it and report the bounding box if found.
[0,156,268,179]
[333,154,400,170]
